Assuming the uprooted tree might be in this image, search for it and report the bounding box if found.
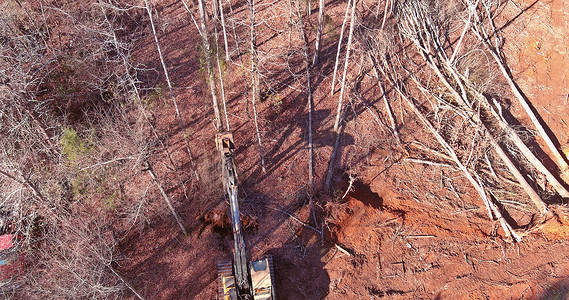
[353,0,568,240]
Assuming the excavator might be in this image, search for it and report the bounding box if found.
[215,132,276,300]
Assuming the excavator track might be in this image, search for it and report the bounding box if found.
[218,260,237,300]
[266,256,276,300]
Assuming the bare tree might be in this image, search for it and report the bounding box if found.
[293,0,315,197]
[312,0,325,65]
[145,162,188,234]
[396,0,548,213]
[469,0,569,183]
[27,216,134,298]
[333,0,357,132]
[218,0,231,62]
[215,22,231,131]
[397,85,521,241]
[196,0,223,131]
[330,0,352,95]
[143,0,199,178]
[325,0,357,191]
[0,4,157,297]
[248,0,267,173]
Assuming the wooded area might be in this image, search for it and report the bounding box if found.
[1,0,568,298]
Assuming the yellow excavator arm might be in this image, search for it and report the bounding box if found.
[216,132,276,300]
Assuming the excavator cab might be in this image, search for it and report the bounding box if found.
[250,256,276,300]
[219,256,276,300]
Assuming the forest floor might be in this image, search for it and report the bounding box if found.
[116,0,569,299]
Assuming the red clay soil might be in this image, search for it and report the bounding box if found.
[116,0,569,299]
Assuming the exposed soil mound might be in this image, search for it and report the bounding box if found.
[320,174,569,299]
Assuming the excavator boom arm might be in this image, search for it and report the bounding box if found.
[216,132,276,299]
[218,133,251,293]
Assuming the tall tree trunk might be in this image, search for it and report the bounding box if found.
[325,0,357,191]
[218,0,231,62]
[248,0,266,173]
[144,0,198,178]
[330,0,352,95]
[101,3,179,172]
[293,0,317,226]
[197,0,223,131]
[181,0,202,35]
[214,16,231,130]
[324,111,344,191]
[145,163,188,234]
[312,0,325,66]
[333,0,357,132]
[297,1,314,195]
[224,0,241,56]
[380,0,390,31]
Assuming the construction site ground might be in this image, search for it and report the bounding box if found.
[117,0,569,298]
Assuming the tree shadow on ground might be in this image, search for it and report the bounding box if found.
[538,278,569,300]
[239,188,331,299]
[242,106,355,186]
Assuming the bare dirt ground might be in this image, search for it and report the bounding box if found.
[116,0,569,299]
